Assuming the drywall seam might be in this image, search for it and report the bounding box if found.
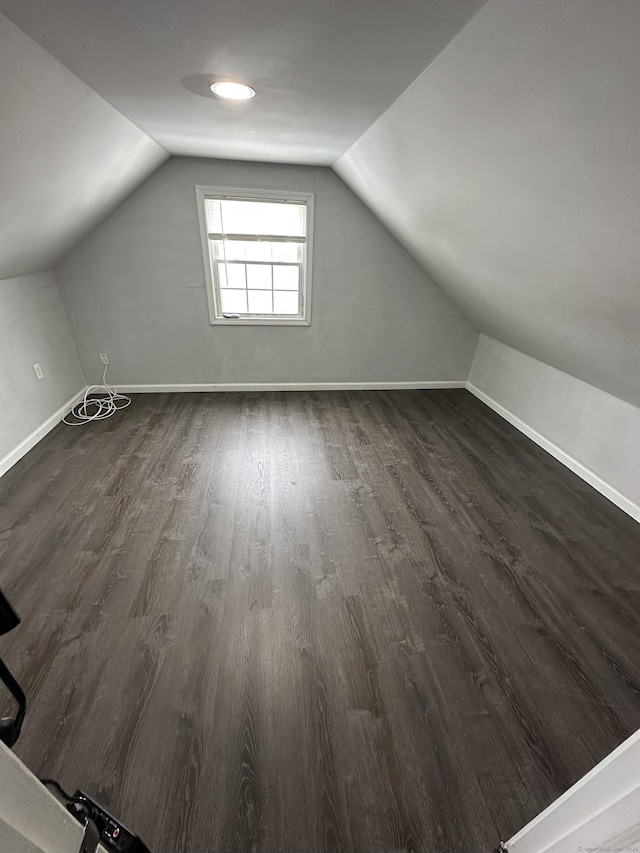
[0,386,87,478]
[466,383,640,524]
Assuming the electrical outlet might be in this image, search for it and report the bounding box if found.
[33,363,44,381]
[99,353,110,366]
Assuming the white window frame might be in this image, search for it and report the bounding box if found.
[195,185,314,326]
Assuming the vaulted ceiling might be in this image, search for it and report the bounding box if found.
[0,14,167,281]
[2,0,639,408]
[335,0,640,408]
[0,0,486,165]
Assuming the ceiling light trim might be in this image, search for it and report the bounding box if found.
[210,81,256,100]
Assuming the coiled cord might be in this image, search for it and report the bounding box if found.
[63,363,131,426]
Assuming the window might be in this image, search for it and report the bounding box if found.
[196,186,314,325]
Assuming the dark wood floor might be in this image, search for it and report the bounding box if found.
[0,390,639,852]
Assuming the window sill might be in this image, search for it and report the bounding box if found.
[212,317,311,327]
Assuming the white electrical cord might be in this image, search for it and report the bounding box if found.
[63,364,131,426]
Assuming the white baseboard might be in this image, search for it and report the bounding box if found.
[505,728,640,852]
[117,380,468,393]
[467,382,640,524]
[0,387,87,479]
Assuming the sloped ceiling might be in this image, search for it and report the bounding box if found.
[3,0,639,412]
[0,13,167,281]
[336,0,640,408]
[0,0,487,165]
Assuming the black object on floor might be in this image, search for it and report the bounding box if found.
[68,790,151,853]
[0,587,26,747]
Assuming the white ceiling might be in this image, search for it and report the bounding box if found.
[0,0,487,166]
[336,0,640,408]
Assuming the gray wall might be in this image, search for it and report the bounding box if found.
[336,0,640,409]
[469,336,640,519]
[0,271,85,466]
[55,157,478,386]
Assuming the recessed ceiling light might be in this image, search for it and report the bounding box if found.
[210,81,256,100]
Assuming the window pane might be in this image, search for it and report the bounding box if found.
[273,265,299,291]
[220,241,299,262]
[211,239,302,263]
[271,242,301,262]
[220,241,265,262]
[273,290,300,315]
[247,290,273,314]
[225,263,246,288]
[246,264,272,290]
[216,261,228,288]
[220,289,248,313]
[214,200,306,237]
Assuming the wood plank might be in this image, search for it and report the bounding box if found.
[0,389,638,852]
